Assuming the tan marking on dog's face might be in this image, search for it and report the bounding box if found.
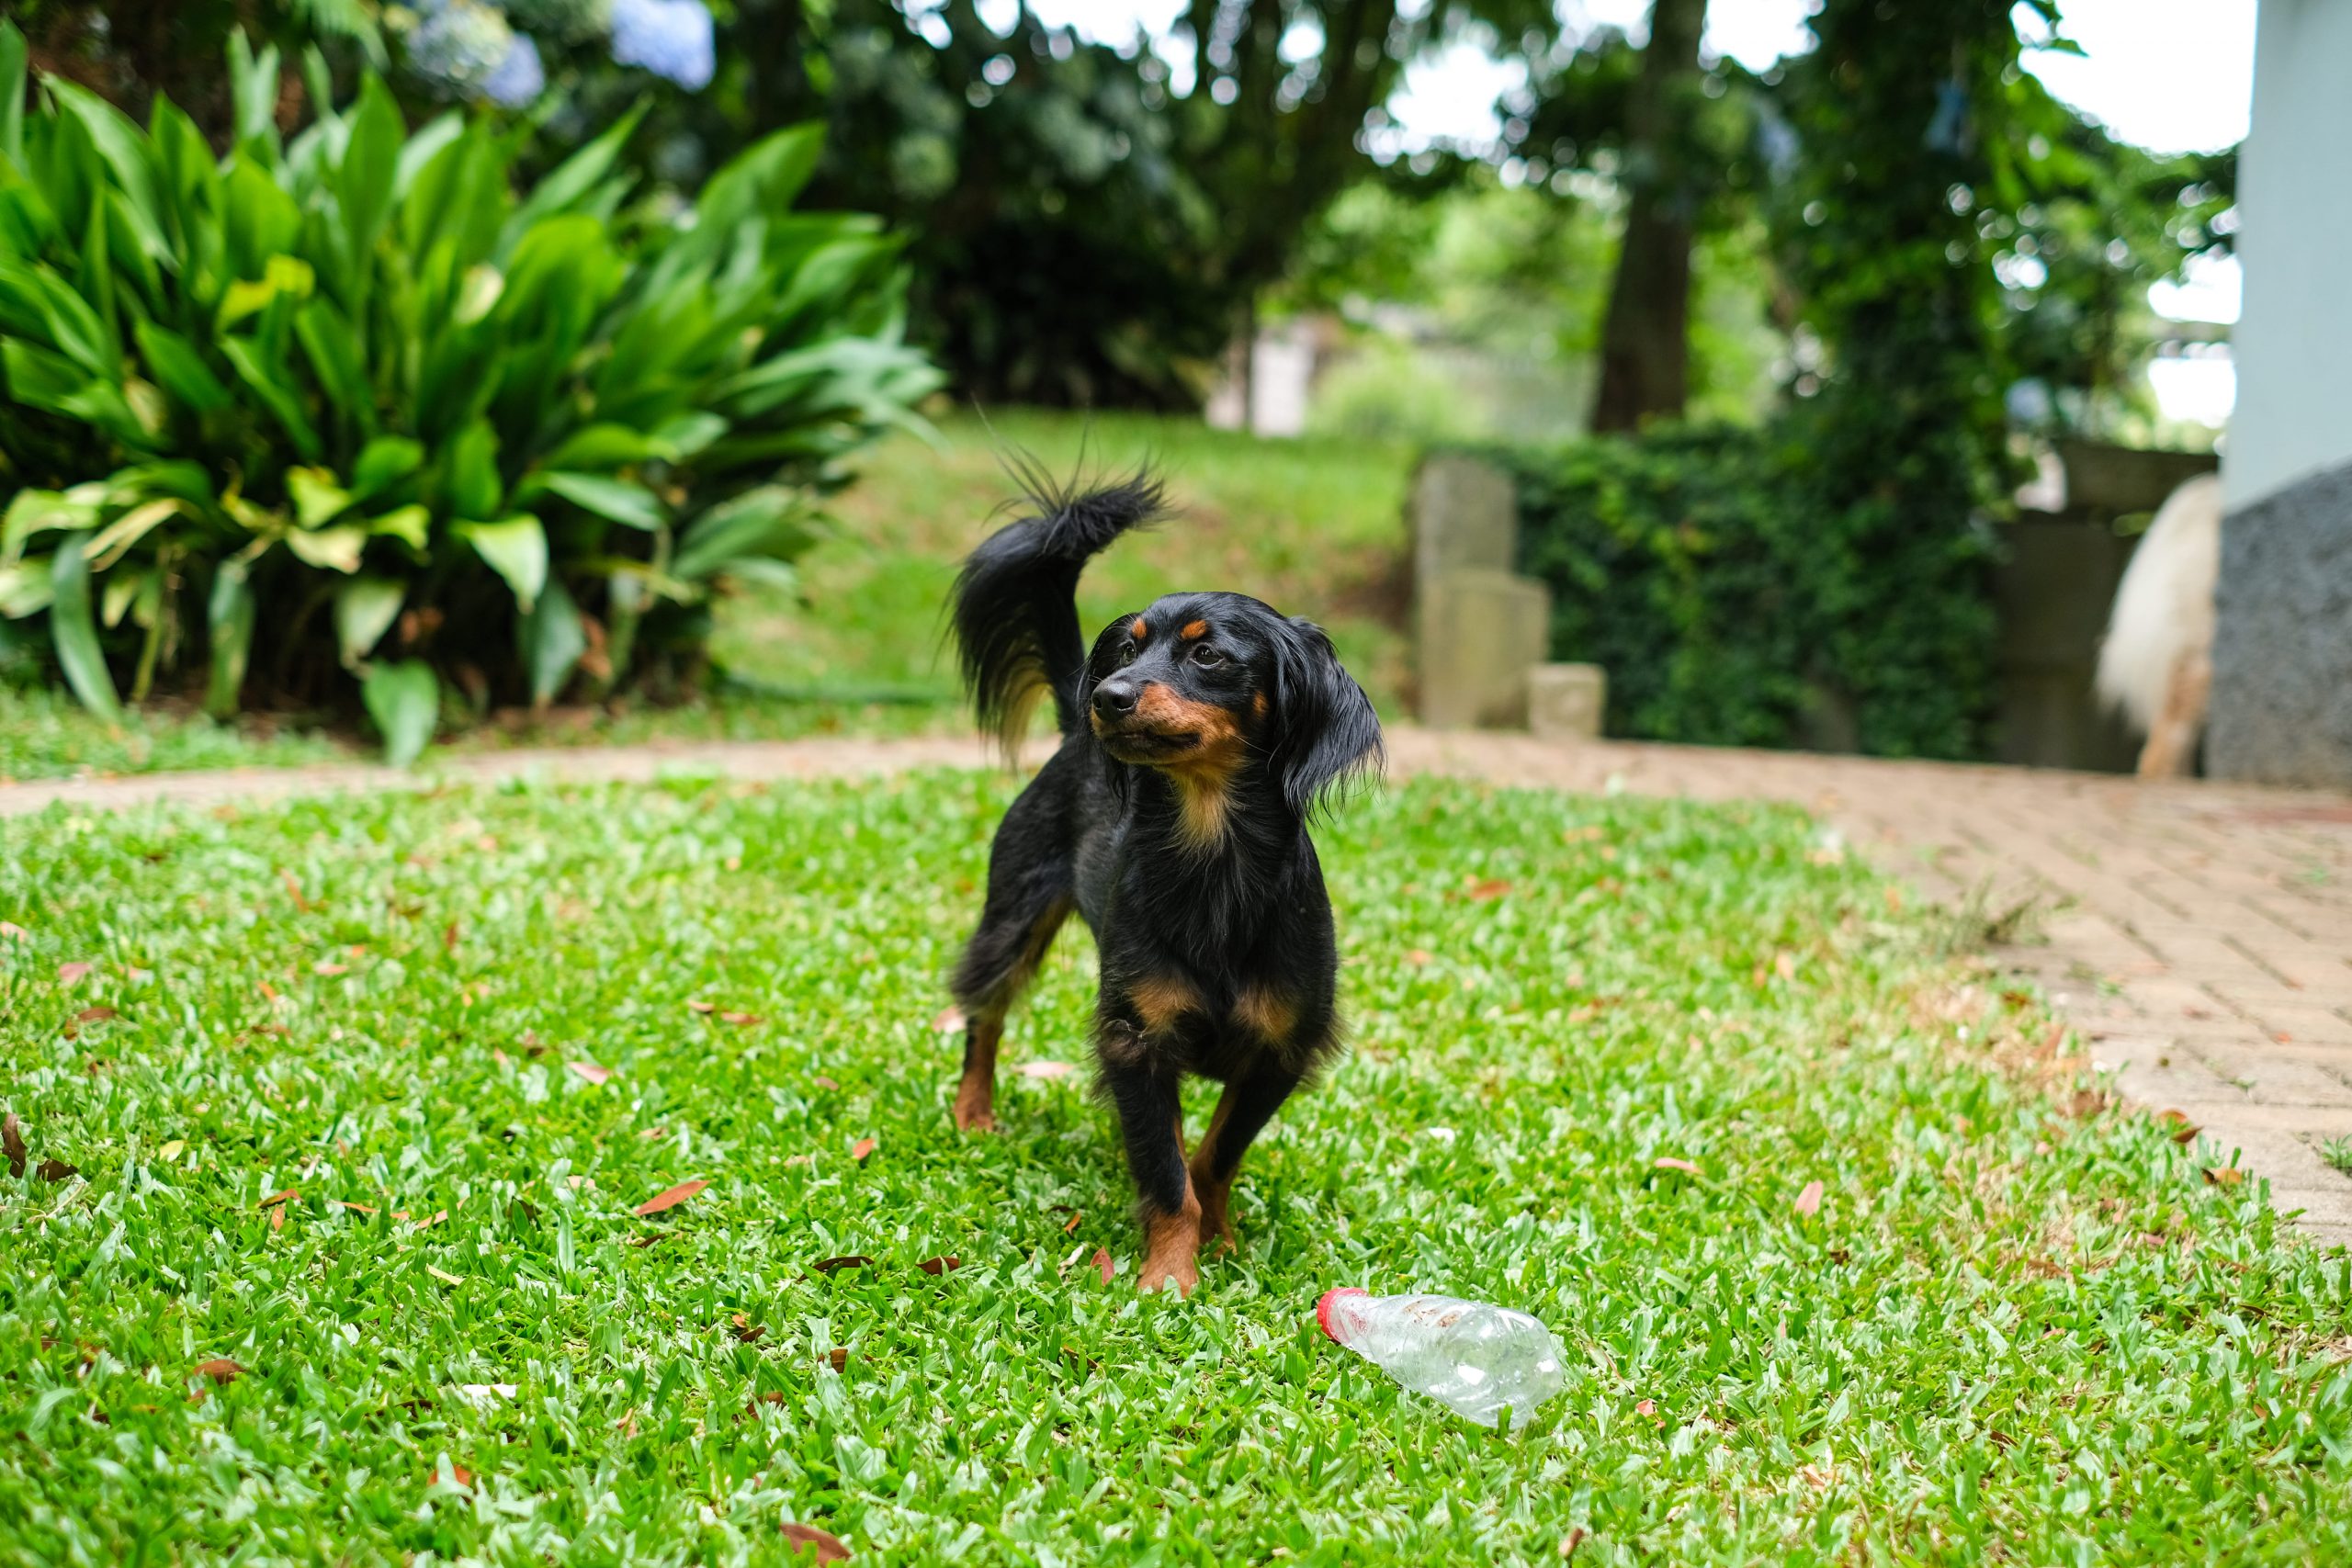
[1129,616,1148,642]
[1251,691,1269,719]
[1128,973,1201,1033]
[1131,682,1248,851]
[1231,985,1297,1043]
[1180,619,1209,640]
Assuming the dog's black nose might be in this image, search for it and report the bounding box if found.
[1092,678,1138,721]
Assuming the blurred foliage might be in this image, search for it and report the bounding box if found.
[0,28,936,759]
[1503,425,1815,749]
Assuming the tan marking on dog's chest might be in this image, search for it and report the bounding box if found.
[1135,683,1248,852]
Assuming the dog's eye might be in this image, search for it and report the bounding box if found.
[1190,645,1224,669]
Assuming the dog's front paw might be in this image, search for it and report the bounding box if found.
[1136,1254,1199,1296]
[952,1083,997,1133]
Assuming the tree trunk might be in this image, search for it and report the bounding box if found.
[1589,0,1708,434]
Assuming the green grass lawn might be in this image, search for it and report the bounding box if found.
[0,409,1415,783]
[5,773,2347,1565]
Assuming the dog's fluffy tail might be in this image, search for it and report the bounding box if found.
[951,460,1169,753]
[2096,472,2222,732]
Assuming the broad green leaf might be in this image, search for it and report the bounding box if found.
[447,419,502,518]
[538,471,665,530]
[48,545,119,718]
[0,22,26,167]
[338,74,402,258]
[101,567,144,628]
[361,657,438,765]
[284,524,365,573]
[455,515,547,610]
[518,574,585,707]
[42,77,167,260]
[219,336,322,460]
[3,487,99,559]
[543,423,668,470]
[651,412,729,459]
[0,557,54,617]
[354,435,426,499]
[286,467,353,528]
[217,251,315,329]
[296,299,376,428]
[133,318,232,413]
[368,505,430,552]
[673,486,819,581]
[227,32,281,155]
[204,560,254,717]
[83,498,185,570]
[334,576,403,667]
[105,460,214,509]
[501,103,646,255]
[392,111,464,199]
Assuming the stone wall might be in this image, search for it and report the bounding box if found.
[2209,458,2352,788]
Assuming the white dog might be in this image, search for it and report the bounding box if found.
[2096,472,2222,777]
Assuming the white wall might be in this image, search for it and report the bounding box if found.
[2225,0,2352,506]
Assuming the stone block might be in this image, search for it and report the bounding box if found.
[1418,569,1550,729]
[1411,454,1518,587]
[1527,662,1606,741]
[2210,458,2352,787]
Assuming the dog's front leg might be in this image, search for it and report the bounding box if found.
[1098,1040,1200,1296]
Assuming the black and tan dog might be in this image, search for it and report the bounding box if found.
[945,469,1382,1294]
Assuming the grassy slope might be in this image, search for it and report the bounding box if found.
[5,773,2347,1564]
[0,410,1415,781]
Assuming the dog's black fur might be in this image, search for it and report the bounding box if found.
[945,468,1382,1293]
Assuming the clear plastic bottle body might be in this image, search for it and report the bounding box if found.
[1317,1289,1567,1429]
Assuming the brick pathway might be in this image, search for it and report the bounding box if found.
[8,730,2350,1244]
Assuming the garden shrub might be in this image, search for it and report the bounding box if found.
[1496,422,1996,759]
[0,26,938,760]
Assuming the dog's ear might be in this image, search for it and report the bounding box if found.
[1270,616,1384,820]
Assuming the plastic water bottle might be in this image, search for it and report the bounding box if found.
[1316,1288,1567,1430]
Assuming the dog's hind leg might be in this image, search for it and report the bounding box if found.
[1188,1062,1304,1255]
[948,861,1073,1133]
[2138,645,2212,778]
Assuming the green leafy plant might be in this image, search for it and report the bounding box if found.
[0,24,938,761]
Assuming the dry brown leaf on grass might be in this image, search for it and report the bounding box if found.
[686,1000,717,1015]
[0,920,27,941]
[3,1112,25,1179]
[73,1006,118,1025]
[826,1348,849,1371]
[1405,949,1433,966]
[1015,1061,1075,1080]
[33,1157,77,1182]
[781,1522,851,1562]
[1090,1247,1114,1285]
[569,1061,614,1085]
[259,1189,300,1209]
[1466,878,1513,901]
[1062,1211,1083,1235]
[2155,1109,2199,1145]
[813,1256,873,1275]
[194,1359,244,1384]
[633,1179,708,1216]
[1793,1180,1825,1218]
[729,1314,766,1343]
[812,1076,840,1090]
[918,1257,961,1275]
[719,1010,763,1027]
[1652,1156,1700,1176]
[851,1137,877,1162]
[57,961,93,984]
[2204,1167,2245,1188]
[425,1461,474,1488]
[1558,1529,1589,1560]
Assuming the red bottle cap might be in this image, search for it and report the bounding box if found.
[1316,1287,1368,1342]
